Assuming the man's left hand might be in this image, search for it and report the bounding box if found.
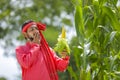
[60,51,68,58]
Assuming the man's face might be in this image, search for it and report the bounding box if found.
[26,25,41,42]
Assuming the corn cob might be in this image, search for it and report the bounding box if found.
[54,26,70,55]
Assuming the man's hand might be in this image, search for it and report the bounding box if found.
[32,32,40,44]
[60,50,68,58]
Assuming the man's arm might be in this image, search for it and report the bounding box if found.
[16,44,39,69]
[50,48,70,72]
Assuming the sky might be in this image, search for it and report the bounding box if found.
[0,47,20,80]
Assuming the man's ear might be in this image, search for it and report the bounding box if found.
[22,32,28,39]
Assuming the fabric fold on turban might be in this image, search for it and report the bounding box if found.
[22,22,46,32]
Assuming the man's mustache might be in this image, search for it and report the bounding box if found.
[28,36,33,41]
[28,34,34,41]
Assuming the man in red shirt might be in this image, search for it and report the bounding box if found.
[15,20,70,80]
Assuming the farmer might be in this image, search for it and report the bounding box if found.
[15,20,70,80]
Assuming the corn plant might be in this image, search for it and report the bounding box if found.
[68,0,120,80]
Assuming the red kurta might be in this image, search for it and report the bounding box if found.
[16,42,69,80]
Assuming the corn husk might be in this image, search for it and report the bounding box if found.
[54,26,70,54]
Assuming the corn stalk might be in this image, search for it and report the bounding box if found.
[68,0,120,80]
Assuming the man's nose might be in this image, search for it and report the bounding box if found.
[33,31,39,36]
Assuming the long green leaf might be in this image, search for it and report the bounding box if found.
[67,66,78,80]
[102,6,120,31]
[75,5,84,44]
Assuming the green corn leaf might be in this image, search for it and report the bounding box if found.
[102,6,120,31]
[75,5,84,44]
[68,66,78,80]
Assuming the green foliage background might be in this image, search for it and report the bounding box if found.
[0,0,73,79]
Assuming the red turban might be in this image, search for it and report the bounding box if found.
[22,22,46,32]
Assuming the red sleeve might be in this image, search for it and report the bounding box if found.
[16,44,39,69]
[50,48,70,72]
[55,56,70,72]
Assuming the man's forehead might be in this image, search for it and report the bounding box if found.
[27,24,38,31]
[29,24,38,28]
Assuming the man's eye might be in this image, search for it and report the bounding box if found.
[35,27,38,30]
[30,28,34,31]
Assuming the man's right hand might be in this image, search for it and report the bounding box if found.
[32,32,40,44]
